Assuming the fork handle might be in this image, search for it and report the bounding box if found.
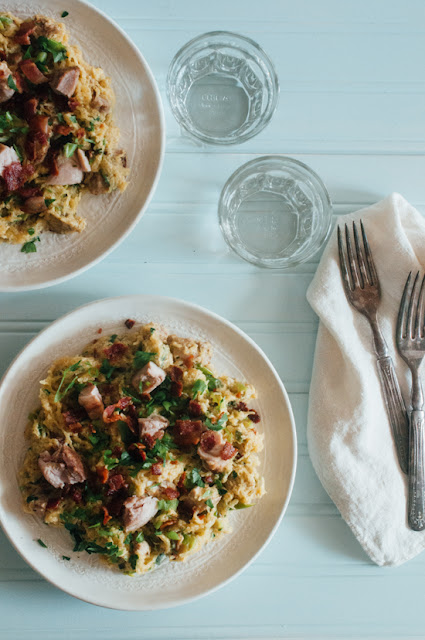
[377,356,409,474]
[408,410,425,531]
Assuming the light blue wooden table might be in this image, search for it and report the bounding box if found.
[1,0,424,637]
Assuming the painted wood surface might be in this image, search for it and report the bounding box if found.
[0,0,424,637]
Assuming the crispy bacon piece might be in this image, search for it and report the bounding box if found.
[248,410,261,423]
[18,185,41,198]
[75,127,85,139]
[188,400,203,417]
[97,467,109,484]
[102,506,112,525]
[128,442,147,462]
[159,519,177,530]
[68,98,79,111]
[14,21,36,45]
[0,51,5,62]
[46,496,62,510]
[169,366,183,398]
[221,442,237,460]
[106,473,128,497]
[25,130,49,165]
[163,486,180,500]
[23,97,38,120]
[177,472,186,491]
[54,124,72,136]
[19,60,48,84]
[235,401,249,412]
[125,318,135,329]
[104,342,127,362]
[173,419,204,447]
[151,463,162,476]
[102,396,138,434]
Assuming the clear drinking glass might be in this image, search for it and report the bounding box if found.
[218,156,333,268]
[167,31,279,145]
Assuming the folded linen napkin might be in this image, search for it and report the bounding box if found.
[307,193,425,566]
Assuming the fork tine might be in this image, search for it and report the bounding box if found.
[337,226,352,293]
[345,224,360,289]
[407,271,420,338]
[397,272,412,340]
[360,220,378,286]
[352,222,367,288]
[415,274,425,338]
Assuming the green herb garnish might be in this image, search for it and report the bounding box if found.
[109,334,118,343]
[100,358,116,381]
[133,350,156,369]
[0,15,13,25]
[44,198,55,207]
[195,364,221,391]
[27,228,35,236]
[37,36,67,63]
[61,11,69,17]
[54,360,81,402]
[62,555,71,561]
[21,237,40,253]
[192,379,207,399]
[205,499,214,509]
[37,538,47,548]
[185,468,205,489]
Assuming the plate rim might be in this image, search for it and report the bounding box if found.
[0,294,297,610]
[0,0,165,293]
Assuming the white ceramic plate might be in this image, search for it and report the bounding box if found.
[0,0,164,291]
[0,295,297,610]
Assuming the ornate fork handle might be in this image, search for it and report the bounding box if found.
[408,410,425,531]
[376,356,409,474]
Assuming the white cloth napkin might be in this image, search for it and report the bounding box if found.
[307,193,425,566]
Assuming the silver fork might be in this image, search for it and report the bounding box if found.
[337,221,409,474]
[396,272,425,531]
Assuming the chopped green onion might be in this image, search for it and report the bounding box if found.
[27,228,35,236]
[165,531,180,540]
[0,16,13,25]
[63,142,77,157]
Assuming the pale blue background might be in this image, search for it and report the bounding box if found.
[1,0,424,637]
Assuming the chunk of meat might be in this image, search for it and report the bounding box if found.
[50,66,80,97]
[75,148,91,172]
[125,318,135,329]
[86,171,109,195]
[122,495,158,532]
[45,154,83,185]
[19,60,48,84]
[3,162,22,192]
[14,21,36,45]
[78,383,104,419]
[19,185,42,198]
[106,473,128,496]
[0,61,14,103]
[38,444,86,489]
[197,431,237,472]
[91,91,110,112]
[23,97,38,120]
[138,414,169,449]
[132,361,166,394]
[173,419,205,447]
[0,144,19,177]
[22,195,47,214]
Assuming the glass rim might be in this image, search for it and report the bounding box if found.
[167,31,279,145]
[218,155,333,268]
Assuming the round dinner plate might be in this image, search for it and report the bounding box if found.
[0,0,164,291]
[0,295,297,610]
